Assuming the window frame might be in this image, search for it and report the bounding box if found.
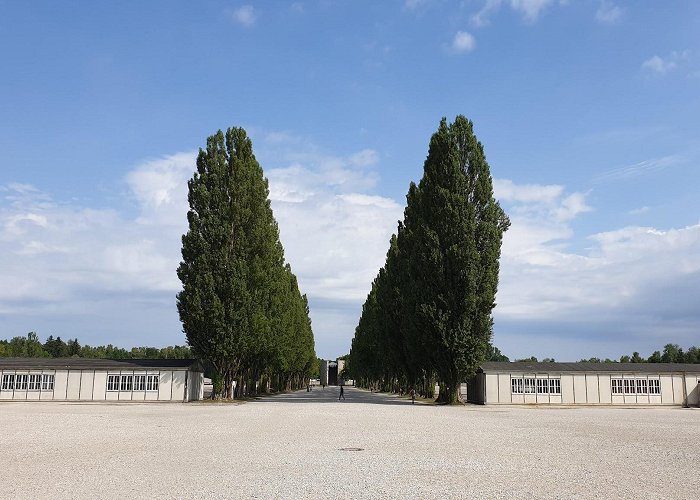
[133,375,146,391]
[15,374,28,390]
[2,373,15,390]
[28,374,41,391]
[524,378,536,394]
[611,378,623,394]
[106,374,120,392]
[146,374,159,392]
[549,378,561,395]
[649,379,660,395]
[511,377,523,394]
[636,379,648,395]
[120,375,133,392]
[42,374,55,391]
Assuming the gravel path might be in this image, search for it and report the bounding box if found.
[1,386,698,499]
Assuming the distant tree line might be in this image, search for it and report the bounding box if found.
[0,332,191,359]
[510,343,700,364]
[177,127,316,399]
[582,343,700,364]
[348,117,510,404]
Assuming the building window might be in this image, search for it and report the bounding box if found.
[15,374,28,390]
[120,375,133,391]
[649,379,660,394]
[512,377,561,395]
[147,374,159,391]
[42,374,55,391]
[28,374,42,391]
[549,378,561,395]
[511,377,523,394]
[611,379,623,394]
[613,378,659,395]
[2,374,15,390]
[107,375,120,391]
[134,375,146,391]
[636,379,648,394]
[524,378,536,394]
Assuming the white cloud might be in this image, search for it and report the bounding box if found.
[553,192,592,222]
[510,0,555,23]
[642,55,676,74]
[0,137,401,358]
[642,50,689,75]
[265,148,402,306]
[229,5,257,27]
[3,142,698,360]
[494,179,563,204]
[403,0,430,11]
[471,0,559,26]
[348,149,379,168]
[265,131,301,145]
[255,140,403,356]
[125,152,195,225]
[628,206,649,216]
[494,178,591,227]
[471,0,501,27]
[494,178,700,358]
[593,155,681,183]
[451,31,476,53]
[596,1,622,24]
[0,155,195,343]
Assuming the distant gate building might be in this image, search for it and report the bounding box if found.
[319,359,345,386]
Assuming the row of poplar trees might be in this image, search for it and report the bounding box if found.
[349,116,510,404]
[177,127,316,399]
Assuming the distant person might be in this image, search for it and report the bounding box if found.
[410,388,416,405]
[322,383,325,391]
[339,385,345,400]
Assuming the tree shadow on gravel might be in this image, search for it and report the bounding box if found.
[251,387,436,406]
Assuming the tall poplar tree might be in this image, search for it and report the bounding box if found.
[177,127,290,398]
[349,116,509,404]
[405,115,510,403]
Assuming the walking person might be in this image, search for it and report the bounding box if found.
[339,385,345,400]
[410,388,416,405]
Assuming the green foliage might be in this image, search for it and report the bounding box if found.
[176,127,315,398]
[0,332,192,359]
[488,346,510,362]
[349,116,510,403]
[578,344,700,364]
[0,332,49,357]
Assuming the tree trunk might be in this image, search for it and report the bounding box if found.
[436,381,462,404]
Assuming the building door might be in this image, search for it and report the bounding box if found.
[328,363,338,386]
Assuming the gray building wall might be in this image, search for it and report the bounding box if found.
[0,368,203,402]
[470,370,700,406]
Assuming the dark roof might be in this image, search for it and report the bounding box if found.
[0,358,202,371]
[479,361,700,373]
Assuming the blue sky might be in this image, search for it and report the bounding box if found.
[1,1,699,360]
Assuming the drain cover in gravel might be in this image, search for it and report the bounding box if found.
[339,447,364,451]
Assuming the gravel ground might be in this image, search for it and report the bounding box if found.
[1,386,698,499]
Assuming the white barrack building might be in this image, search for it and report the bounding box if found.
[0,358,203,402]
[468,362,700,406]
